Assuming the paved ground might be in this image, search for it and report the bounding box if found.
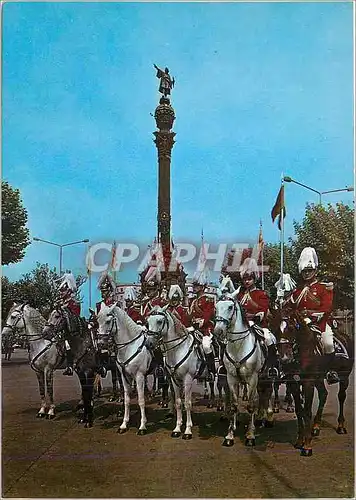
[2,350,354,498]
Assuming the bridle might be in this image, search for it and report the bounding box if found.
[215,297,250,342]
[4,305,47,342]
[146,310,189,352]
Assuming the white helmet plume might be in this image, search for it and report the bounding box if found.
[168,284,183,300]
[97,271,116,290]
[58,272,77,292]
[275,273,297,292]
[298,247,318,273]
[239,258,260,279]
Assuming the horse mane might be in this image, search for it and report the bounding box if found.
[167,310,189,338]
[114,305,144,337]
[23,305,47,331]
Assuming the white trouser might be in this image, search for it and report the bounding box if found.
[322,324,334,354]
[202,334,213,355]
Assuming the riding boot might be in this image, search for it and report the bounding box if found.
[96,352,107,378]
[63,349,74,376]
[205,352,216,377]
[267,344,280,379]
[324,352,339,385]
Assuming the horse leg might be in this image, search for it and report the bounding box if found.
[245,372,259,446]
[285,383,295,413]
[136,372,148,435]
[257,379,274,428]
[171,382,183,438]
[94,373,102,398]
[45,369,56,420]
[222,375,239,447]
[336,376,349,434]
[207,378,216,409]
[36,371,47,418]
[312,378,328,436]
[273,381,280,413]
[118,375,131,433]
[242,382,248,402]
[182,375,194,439]
[300,380,314,457]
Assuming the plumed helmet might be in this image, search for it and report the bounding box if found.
[123,286,137,301]
[145,266,161,284]
[239,258,260,279]
[97,271,116,291]
[168,284,183,300]
[298,247,318,273]
[58,272,77,292]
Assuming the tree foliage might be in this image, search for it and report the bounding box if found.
[290,202,354,310]
[2,263,87,321]
[2,181,30,265]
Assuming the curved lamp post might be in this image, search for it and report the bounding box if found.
[33,237,89,275]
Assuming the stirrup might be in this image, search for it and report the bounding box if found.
[98,366,107,378]
[63,366,73,376]
[267,367,279,379]
[326,370,339,385]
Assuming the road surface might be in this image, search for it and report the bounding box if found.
[2,350,354,498]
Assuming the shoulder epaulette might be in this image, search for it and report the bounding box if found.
[320,281,334,290]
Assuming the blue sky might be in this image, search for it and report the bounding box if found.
[2,2,354,312]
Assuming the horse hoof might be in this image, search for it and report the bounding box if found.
[36,413,46,419]
[182,433,192,440]
[47,414,55,420]
[207,403,213,409]
[265,420,274,428]
[312,427,320,437]
[84,422,93,429]
[336,427,347,434]
[161,403,168,409]
[78,418,86,424]
[245,438,256,447]
[137,429,147,436]
[300,448,313,457]
[273,407,280,414]
[118,428,128,434]
[171,431,181,438]
[294,442,304,450]
[223,438,234,447]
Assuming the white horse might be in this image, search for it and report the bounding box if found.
[146,306,205,439]
[2,303,62,418]
[97,303,152,434]
[214,288,273,447]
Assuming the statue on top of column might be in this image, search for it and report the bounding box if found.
[154,64,175,98]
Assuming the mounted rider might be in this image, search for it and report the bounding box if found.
[290,247,339,385]
[141,274,166,318]
[124,286,144,325]
[167,284,190,327]
[96,271,116,314]
[57,272,81,376]
[237,258,280,378]
[189,272,216,373]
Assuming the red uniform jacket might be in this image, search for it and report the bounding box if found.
[126,305,144,324]
[237,288,269,328]
[290,280,333,332]
[142,296,167,319]
[64,298,81,317]
[189,294,215,335]
[168,304,190,327]
[96,296,116,314]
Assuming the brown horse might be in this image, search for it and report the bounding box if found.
[277,309,353,456]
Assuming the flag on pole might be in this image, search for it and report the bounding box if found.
[258,220,264,252]
[271,185,286,230]
[110,241,117,270]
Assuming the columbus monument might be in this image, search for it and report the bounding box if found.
[140,65,187,294]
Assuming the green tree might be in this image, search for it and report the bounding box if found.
[2,181,30,265]
[290,202,354,310]
[2,264,87,320]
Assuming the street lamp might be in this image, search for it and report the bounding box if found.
[33,237,89,275]
[283,176,353,205]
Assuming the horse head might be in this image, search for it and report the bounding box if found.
[146,305,169,350]
[96,303,118,350]
[214,290,243,343]
[2,303,27,340]
[44,305,71,338]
